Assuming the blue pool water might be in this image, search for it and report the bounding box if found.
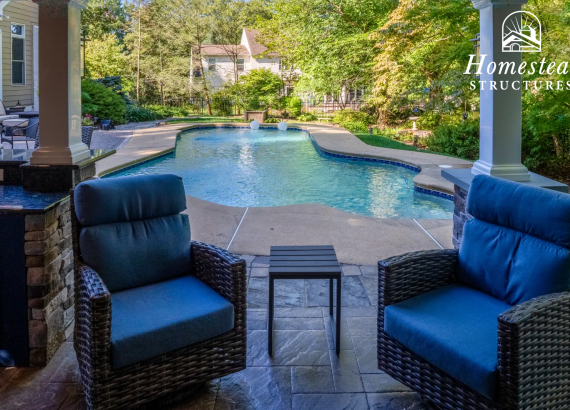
[111,127,453,219]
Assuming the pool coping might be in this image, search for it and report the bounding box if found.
[95,122,473,200]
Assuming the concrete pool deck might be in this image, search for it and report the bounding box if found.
[94,122,459,264]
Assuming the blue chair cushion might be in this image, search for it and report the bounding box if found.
[467,175,570,248]
[458,219,570,305]
[384,284,512,400]
[110,275,234,369]
[75,174,187,226]
[80,214,191,292]
[458,175,570,305]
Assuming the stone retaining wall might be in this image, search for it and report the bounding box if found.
[24,199,73,366]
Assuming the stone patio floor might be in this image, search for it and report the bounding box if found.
[0,256,427,410]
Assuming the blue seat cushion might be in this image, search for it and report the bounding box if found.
[110,276,234,369]
[384,284,512,400]
[458,219,570,305]
[80,214,191,292]
[75,174,187,226]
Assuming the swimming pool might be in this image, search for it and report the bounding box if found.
[110,127,454,219]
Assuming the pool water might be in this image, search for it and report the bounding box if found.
[111,127,453,219]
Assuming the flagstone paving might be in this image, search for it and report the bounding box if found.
[0,256,428,410]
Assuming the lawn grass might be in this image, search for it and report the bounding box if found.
[353,132,467,159]
[353,132,425,152]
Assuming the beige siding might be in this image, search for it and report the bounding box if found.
[0,0,38,107]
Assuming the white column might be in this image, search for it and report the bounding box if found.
[33,26,39,111]
[471,0,530,182]
[30,0,90,165]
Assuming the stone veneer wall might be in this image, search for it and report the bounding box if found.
[24,199,73,366]
[452,185,472,250]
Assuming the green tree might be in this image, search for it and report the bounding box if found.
[82,0,128,41]
[256,0,395,106]
[230,68,284,111]
[372,0,479,126]
[85,33,129,79]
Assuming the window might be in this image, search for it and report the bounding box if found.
[279,59,290,72]
[11,24,25,85]
[208,58,216,71]
[237,58,245,72]
[285,86,295,96]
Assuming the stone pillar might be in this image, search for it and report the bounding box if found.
[25,199,74,366]
[30,0,90,165]
[471,0,530,182]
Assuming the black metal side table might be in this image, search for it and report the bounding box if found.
[268,245,342,355]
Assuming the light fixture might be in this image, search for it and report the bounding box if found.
[80,33,89,79]
[469,33,481,79]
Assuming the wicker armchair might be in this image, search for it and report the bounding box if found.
[71,175,247,410]
[378,176,570,410]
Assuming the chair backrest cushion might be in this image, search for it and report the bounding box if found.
[458,175,570,305]
[75,175,191,292]
[75,174,187,226]
[80,214,191,292]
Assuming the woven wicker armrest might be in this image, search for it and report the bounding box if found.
[497,292,570,410]
[378,249,458,309]
[190,241,247,307]
[74,260,113,381]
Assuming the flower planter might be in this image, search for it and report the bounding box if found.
[244,111,267,123]
[82,126,94,148]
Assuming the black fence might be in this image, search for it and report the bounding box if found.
[148,96,363,117]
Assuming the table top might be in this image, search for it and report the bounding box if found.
[269,245,341,279]
[17,111,39,118]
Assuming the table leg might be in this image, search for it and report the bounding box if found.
[336,277,341,355]
[329,278,333,316]
[268,277,274,356]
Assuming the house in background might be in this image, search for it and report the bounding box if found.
[199,28,296,94]
[199,27,365,112]
[0,0,39,110]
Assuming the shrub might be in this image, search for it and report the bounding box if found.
[95,76,129,103]
[230,68,284,111]
[211,92,234,116]
[425,120,479,160]
[126,104,157,123]
[332,109,374,132]
[286,97,303,117]
[341,121,368,133]
[145,105,190,118]
[264,117,279,123]
[298,113,317,122]
[81,79,126,124]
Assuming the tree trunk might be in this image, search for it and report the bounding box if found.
[136,2,141,102]
[553,134,563,157]
[196,47,212,115]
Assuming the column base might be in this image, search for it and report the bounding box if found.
[471,160,531,182]
[29,142,90,166]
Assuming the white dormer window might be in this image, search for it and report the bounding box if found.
[208,58,216,71]
[237,59,245,72]
[11,24,25,85]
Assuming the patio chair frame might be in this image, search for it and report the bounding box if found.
[70,190,247,410]
[1,118,40,149]
[377,249,570,410]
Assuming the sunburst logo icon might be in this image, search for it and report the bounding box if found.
[502,11,541,53]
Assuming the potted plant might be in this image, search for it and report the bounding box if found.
[82,114,95,148]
